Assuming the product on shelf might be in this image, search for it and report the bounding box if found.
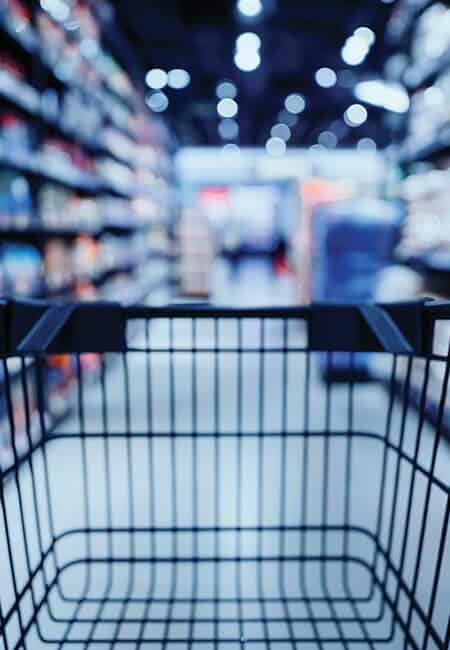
[39,184,101,230]
[0,242,43,295]
[178,208,214,298]
[0,170,33,229]
[0,52,39,112]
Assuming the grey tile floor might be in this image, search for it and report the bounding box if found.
[1,258,449,649]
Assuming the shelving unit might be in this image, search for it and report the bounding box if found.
[0,0,178,468]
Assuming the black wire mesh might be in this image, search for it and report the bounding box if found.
[0,307,449,648]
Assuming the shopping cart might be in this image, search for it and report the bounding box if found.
[0,299,449,649]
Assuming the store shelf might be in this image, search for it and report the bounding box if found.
[400,132,450,165]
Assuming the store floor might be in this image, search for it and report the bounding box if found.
[2,258,449,649]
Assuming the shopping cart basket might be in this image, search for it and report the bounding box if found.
[0,299,449,649]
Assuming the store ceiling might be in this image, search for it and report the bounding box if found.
[110,0,400,148]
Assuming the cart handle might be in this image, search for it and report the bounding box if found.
[17,303,77,353]
[358,304,413,355]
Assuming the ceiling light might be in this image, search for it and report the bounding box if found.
[266,137,286,156]
[315,67,337,88]
[146,91,169,112]
[217,98,238,118]
[216,81,238,99]
[222,143,241,156]
[219,118,239,140]
[145,68,168,90]
[278,110,298,127]
[271,123,291,141]
[236,32,261,51]
[354,27,376,46]
[237,0,263,18]
[344,103,368,127]
[285,94,305,114]
[357,138,377,151]
[168,69,190,89]
[234,49,261,71]
[341,36,369,66]
[318,131,338,148]
[355,80,410,113]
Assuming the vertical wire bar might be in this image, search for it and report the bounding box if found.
[420,497,449,650]
[256,319,270,648]
[188,319,199,649]
[213,318,220,650]
[57,354,92,649]
[0,359,27,647]
[299,351,323,650]
[84,355,113,647]
[4,358,40,642]
[320,353,349,649]
[387,356,432,642]
[136,320,157,648]
[20,357,51,635]
[110,352,136,647]
[278,320,296,648]
[340,355,375,650]
[34,358,60,595]
[235,318,245,647]
[162,317,178,649]
[369,355,398,601]
[403,344,450,650]
[0,601,9,650]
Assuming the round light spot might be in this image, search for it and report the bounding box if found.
[315,67,337,88]
[216,81,238,99]
[168,69,190,89]
[271,123,291,141]
[344,103,368,127]
[218,118,239,140]
[145,68,168,90]
[266,137,286,156]
[146,91,169,112]
[217,98,238,118]
[285,94,305,114]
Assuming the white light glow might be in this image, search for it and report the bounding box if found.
[237,0,263,18]
[341,36,369,66]
[266,137,286,156]
[236,32,261,51]
[355,80,410,113]
[318,131,338,148]
[357,138,377,151]
[146,91,169,112]
[219,118,239,140]
[234,49,261,71]
[344,103,368,127]
[354,27,376,46]
[145,68,168,90]
[40,0,70,22]
[168,69,190,89]
[271,123,291,141]
[315,67,337,88]
[216,81,238,99]
[217,98,238,118]
[222,143,241,156]
[285,94,305,114]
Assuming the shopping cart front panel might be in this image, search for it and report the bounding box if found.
[0,303,449,649]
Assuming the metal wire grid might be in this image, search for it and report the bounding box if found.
[0,309,449,649]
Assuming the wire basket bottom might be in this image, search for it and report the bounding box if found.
[21,557,408,648]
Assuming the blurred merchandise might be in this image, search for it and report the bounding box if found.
[0,171,33,228]
[0,243,43,296]
[178,208,214,297]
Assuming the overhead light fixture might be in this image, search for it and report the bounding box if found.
[354,26,376,46]
[236,32,261,51]
[355,80,410,113]
[234,31,261,72]
[234,49,261,71]
[357,138,377,151]
[218,118,239,140]
[271,123,291,141]
[146,91,169,112]
[318,131,338,148]
[217,98,238,118]
[344,103,368,127]
[285,94,305,114]
[145,68,168,90]
[222,143,241,156]
[168,69,190,89]
[315,67,337,88]
[266,137,286,156]
[237,0,263,18]
[216,81,238,99]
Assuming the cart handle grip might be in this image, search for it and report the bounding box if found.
[358,304,413,355]
[17,303,77,353]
